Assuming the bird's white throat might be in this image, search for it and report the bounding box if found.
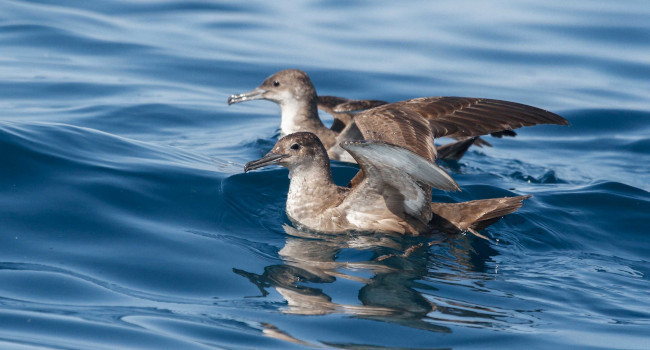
[279,99,305,136]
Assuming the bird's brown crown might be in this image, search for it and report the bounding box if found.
[271,132,328,160]
[258,69,317,101]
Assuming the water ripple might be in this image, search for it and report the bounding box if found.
[1,0,649,348]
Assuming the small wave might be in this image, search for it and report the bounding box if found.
[509,170,565,184]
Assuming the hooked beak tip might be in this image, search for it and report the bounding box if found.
[227,88,267,106]
[243,153,288,173]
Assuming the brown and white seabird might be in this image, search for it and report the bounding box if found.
[228,69,568,162]
[245,132,529,236]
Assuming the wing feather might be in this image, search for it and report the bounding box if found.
[331,99,388,113]
[317,95,388,115]
[341,141,459,192]
[362,97,568,139]
[352,107,437,161]
[317,95,352,115]
[339,141,458,224]
[317,96,388,133]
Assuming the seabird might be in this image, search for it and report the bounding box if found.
[245,132,530,236]
[228,69,568,162]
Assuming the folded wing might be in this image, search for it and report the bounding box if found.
[338,141,458,228]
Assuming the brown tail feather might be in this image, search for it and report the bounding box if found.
[437,137,478,161]
[430,195,531,234]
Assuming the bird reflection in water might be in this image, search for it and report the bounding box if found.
[234,224,507,338]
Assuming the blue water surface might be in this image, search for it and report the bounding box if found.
[1,1,649,349]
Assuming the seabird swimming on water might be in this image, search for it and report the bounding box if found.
[245,132,529,236]
[228,69,568,162]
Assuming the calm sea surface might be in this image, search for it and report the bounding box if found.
[1,1,649,349]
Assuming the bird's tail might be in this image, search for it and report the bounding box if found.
[430,195,531,238]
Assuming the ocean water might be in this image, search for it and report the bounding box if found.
[1,0,649,349]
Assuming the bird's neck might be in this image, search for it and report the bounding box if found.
[279,98,337,148]
[286,162,344,226]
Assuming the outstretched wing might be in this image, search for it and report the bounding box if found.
[317,95,351,116]
[331,99,388,113]
[352,106,437,161]
[318,96,387,114]
[318,96,388,133]
[384,97,568,139]
[349,96,566,161]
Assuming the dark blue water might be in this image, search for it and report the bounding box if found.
[1,1,649,349]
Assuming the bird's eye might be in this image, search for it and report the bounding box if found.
[273,80,280,87]
[290,143,300,150]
